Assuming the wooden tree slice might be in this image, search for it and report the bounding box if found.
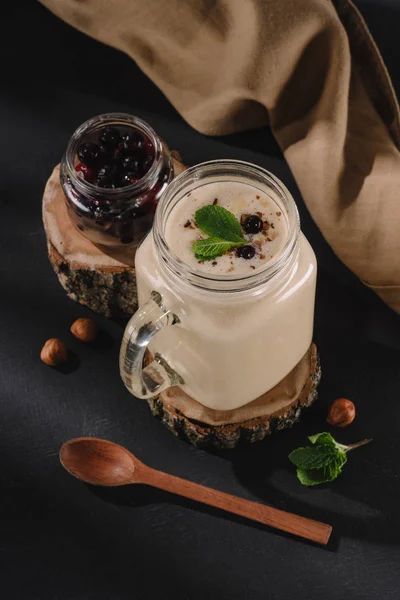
[147,344,321,449]
[42,152,186,318]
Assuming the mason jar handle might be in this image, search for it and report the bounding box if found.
[119,291,183,399]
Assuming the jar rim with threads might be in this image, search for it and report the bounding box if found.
[153,160,300,296]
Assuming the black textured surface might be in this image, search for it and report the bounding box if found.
[2,2,400,599]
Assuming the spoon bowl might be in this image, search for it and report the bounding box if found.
[60,436,332,544]
[60,437,137,486]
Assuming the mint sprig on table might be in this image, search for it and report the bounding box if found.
[289,432,372,486]
[192,205,247,261]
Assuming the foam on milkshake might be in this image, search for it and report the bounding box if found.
[164,181,288,275]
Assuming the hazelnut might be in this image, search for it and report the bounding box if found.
[327,398,356,428]
[40,338,68,366]
[70,318,98,342]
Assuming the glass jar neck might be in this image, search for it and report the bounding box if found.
[153,160,300,294]
[64,112,165,202]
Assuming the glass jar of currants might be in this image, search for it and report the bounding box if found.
[60,113,174,247]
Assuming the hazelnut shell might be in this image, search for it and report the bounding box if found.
[327,398,356,428]
[70,318,99,342]
[40,338,68,366]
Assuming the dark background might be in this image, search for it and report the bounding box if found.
[2,1,400,598]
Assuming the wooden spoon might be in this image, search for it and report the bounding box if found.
[60,437,332,545]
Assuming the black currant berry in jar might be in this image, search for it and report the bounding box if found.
[60,113,174,248]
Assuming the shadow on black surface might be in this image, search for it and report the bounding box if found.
[218,126,282,157]
[86,328,116,353]
[4,3,179,123]
[219,313,400,547]
[357,1,400,97]
[56,349,81,374]
[228,435,398,544]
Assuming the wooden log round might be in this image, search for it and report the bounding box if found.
[42,152,186,318]
[146,344,321,449]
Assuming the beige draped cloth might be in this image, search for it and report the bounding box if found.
[41,0,400,313]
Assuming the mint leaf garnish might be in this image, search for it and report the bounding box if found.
[193,238,237,261]
[308,432,348,453]
[296,463,341,487]
[308,432,335,446]
[289,444,342,470]
[289,433,371,486]
[192,205,247,262]
[195,205,246,242]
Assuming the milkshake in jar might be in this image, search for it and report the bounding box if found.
[120,160,317,411]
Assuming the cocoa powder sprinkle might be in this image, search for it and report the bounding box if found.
[184,220,191,228]
[213,198,218,205]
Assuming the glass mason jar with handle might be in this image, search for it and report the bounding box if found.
[120,160,317,411]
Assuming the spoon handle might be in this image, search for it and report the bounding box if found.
[141,467,332,545]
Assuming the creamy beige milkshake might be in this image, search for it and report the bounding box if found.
[127,164,317,411]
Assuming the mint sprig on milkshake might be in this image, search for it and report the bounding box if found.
[192,205,248,261]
